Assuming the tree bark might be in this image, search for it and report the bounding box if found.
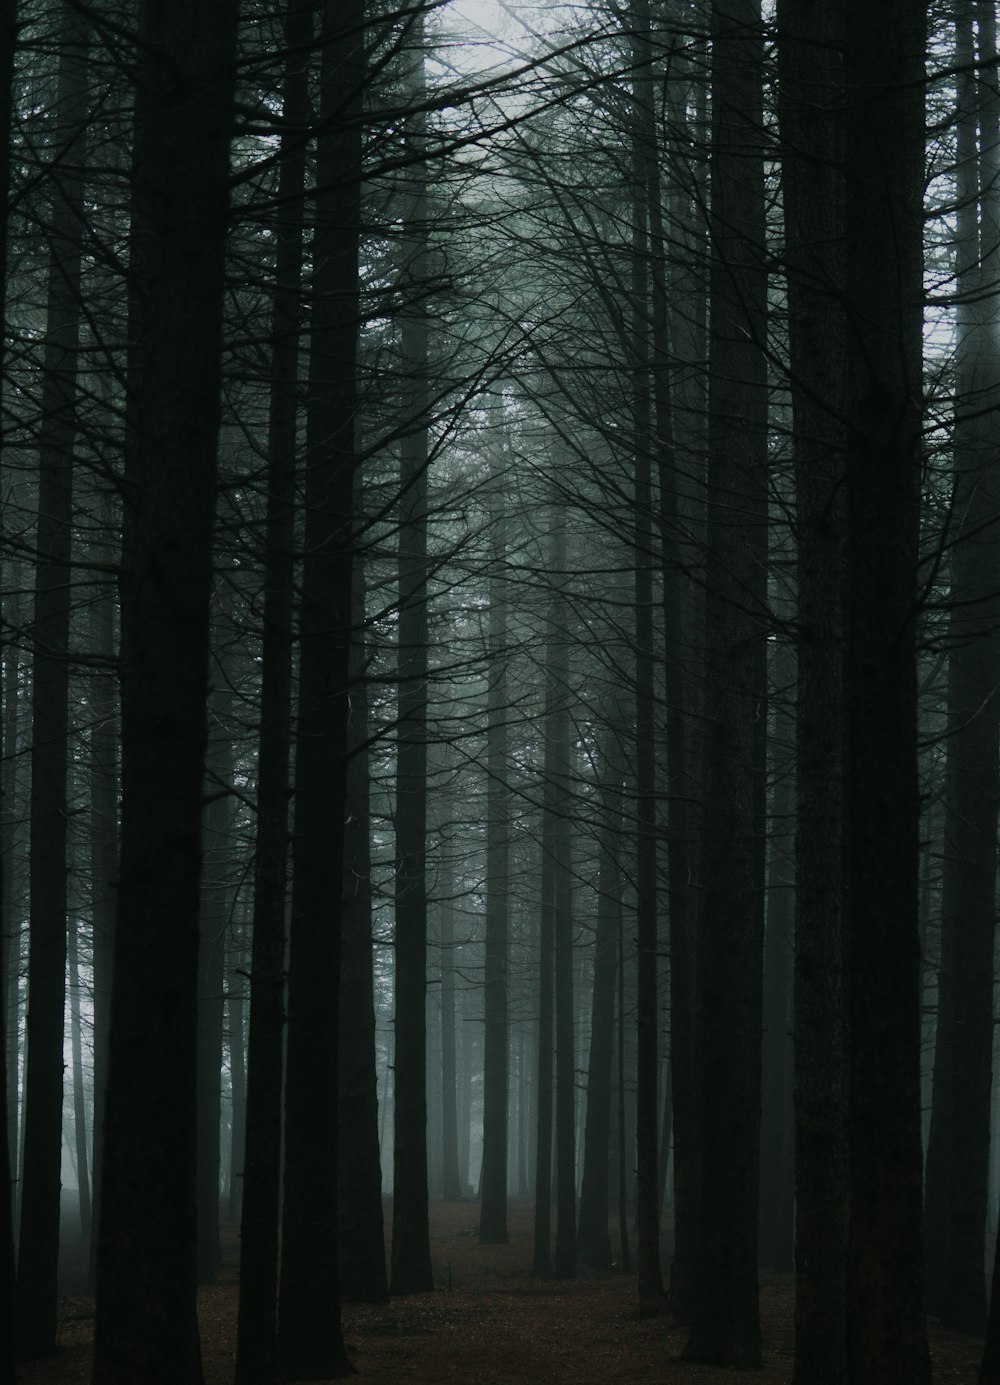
[682,0,767,1368]
[576,735,624,1270]
[91,1,238,1377]
[339,548,388,1303]
[389,14,435,1297]
[842,2,931,1379]
[16,6,88,1356]
[276,2,362,1375]
[925,0,1000,1335]
[234,4,311,1381]
[776,1,849,1377]
[480,434,510,1245]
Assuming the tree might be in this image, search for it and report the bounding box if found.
[389,6,436,1298]
[0,3,18,1374]
[234,3,311,1379]
[16,5,89,1356]
[480,431,510,1245]
[776,0,849,1377]
[92,0,239,1377]
[276,0,363,1373]
[924,0,1000,1335]
[841,0,931,1377]
[682,0,767,1366]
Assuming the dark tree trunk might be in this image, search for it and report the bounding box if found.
[576,739,624,1270]
[339,555,388,1303]
[776,2,849,1379]
[615,907,631,1274]
[16,7,88,1357]
[662,25,704,1317]
[758,653,794,1275]
[0,0,17,1325]
[532,735,556,1275]
[234,4,310,1381]
[538,513,576,1281]
[226,946,246,1224]
[87,515,118,1294]
[480,436,510,1246]
[0,910,13,1385]
[439,859,463,1202]
[389,16,435,1298]
[842,1,931,1380]
[67,921,91,1242]
[629,0,665,1314]
[276,3,362,1375]
[924,0,1000,1336]
[682,0,767,1368]
[91,0,238,1377]
[196,700,232,1285]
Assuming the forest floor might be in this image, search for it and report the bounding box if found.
[17,1198,985,1384]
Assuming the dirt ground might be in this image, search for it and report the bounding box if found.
[15,1199,986,1384]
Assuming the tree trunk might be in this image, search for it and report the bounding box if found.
[925,0,1000,1336]
[16,7,88,1357]
[276,3,362,1375]
[576,737,624,1270]
[389,15,435,1298]
[439,858,463,1202]
[480,434,510,1246]
[196,700,232,1285]
[339,550,388,1303]
[92,1,238,1377]
[87,511,118,1294]
[759,653,794,1274]
[234,4,310,1381]
[842,1,931,1379]
[628,0,666,1314]
[0,17,17,1373]
[776,2,849,1378]
[682,0,767,1369]
[226,945,246,1225]
[67,921,91,1242]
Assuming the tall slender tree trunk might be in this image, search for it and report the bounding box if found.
[439,856,463,1202]
[87,511,117,1294]
[0,9,18,1371]
[196,701,232,1285]
[234,4,311,1381]
[339,548,388,1302]
[776,2,849,1379]
[226,944,246,1224]
[682,0,767,1366]
[92,1,238,1377]
[925,0,1000,1336]
[842,1,931,1379]
[67,920,91,1241]
[276,3,363,1375]
[628,0,666,1314]
[577,734,624,1270]
[480,433,510,1245]
[389,13,435,1297]
[538,513,576,1281]
[16,8,88,1357]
